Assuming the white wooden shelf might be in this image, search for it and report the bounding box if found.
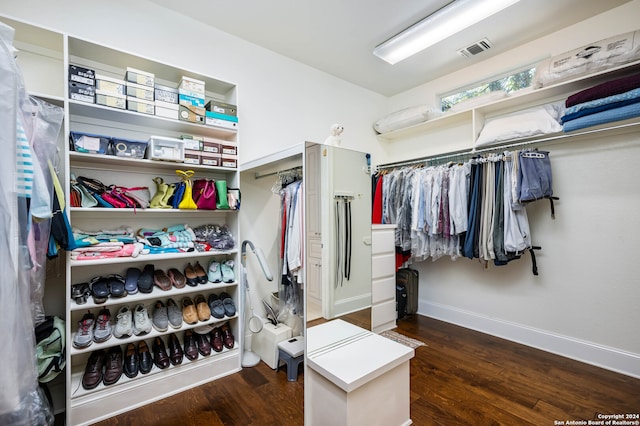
[69,249,238,267]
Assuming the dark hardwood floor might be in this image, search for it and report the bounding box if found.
[90,314,640,426]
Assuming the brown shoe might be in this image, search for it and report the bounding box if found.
[210,327,224,352]
[152,337,170,369]
[220,322,235,349]
[103,346,123,386]
[168,333,184,365]
[168,268,186,289]
[82,349,105,390]
[194,261,208,284]
[195,332,211,356]
[183,329,199,361]
[153,269,172,291]
[182,297,198,324]
[184,263,199,287]
[195,294,211,321]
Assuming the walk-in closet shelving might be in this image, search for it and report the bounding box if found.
[60,30,242,426]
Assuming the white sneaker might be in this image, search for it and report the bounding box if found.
[113,306,133,338]
[133,304,153,335]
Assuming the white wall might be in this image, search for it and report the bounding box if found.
[384,0,640,377]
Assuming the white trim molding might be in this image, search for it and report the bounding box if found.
[419,300,640,379]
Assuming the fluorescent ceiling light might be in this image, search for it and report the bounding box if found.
[373,0,521,65]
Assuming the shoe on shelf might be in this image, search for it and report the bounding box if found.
[195,331,211,356]
[152,300,169,332]
[184,263,199,287]
[181,297,198,325]
[125,267,140,295]
[152,337,170,369]
[138,264,155,294]
[123,343,139,379]
[220,322,235,349]
[90,276,110,304]
[166,298,183,329]
[103,345,123,386]
[207,293,226,319]
[71,282,91,305]
[133,304,153,335]
[220,260,235,283]
[195,294,211,321]
[81,349,106,390]
[113,306,133,339]
[194,261,208,284]
[108,274,126,298]
[168,333,184,365]
[93,308,112,343]
[220,292,236,317]
[138,340,153,374]
[73,312,95,349]
[183,330,199,361]
[207,261,222,283]
[210,327,224,353]
[154,269,172,291]
[168,268,186,289]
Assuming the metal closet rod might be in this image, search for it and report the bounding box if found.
[254,165,302,180]
[376,120,640,170]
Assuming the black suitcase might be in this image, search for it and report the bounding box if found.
[396,268,419,315]
[396,282,407,319]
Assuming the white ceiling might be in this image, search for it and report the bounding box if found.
[148,0,631,97]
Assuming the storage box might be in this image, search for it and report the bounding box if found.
[183,149,201,165]
[205,113,238,130]
[69,131,110,154]
[179,76,205,94]
[200,151,221,166]
[111,137,148,159]
[221,154,238,168]
[95,75,126,96]
[149,135,184,162]
[127,96,155,115]
[178,87,204,99]
[178,104,205,124]
[202,140,220,153]
[125,67,155,87]
[181,136,203,151]
[95,90,126,109]
[178,93,205,108]
[205,110,238,123]
[126,82,154,101]
[220,143,237,156]
[155,100,179,120]
[205,100,237,116]
[68,81,95,103]
[69,64,95,86]
[154,84,178,104]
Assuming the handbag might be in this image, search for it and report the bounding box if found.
[124,186,151,208]
[76,176,115,208]
[196,179,217,210]
[176,170,198,210]
[215,179,230,209]
[227,187,241,210]
[71,180,98,208]
[192,179,208,204]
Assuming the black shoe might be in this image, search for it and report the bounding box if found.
[90,276,110,304]
[195,332,211,356]
[123,343,139,378]
[138,340,153,374]
[138,264,155,294]
[152,337,170,369]
[103,346,123,386]
[82,349,105,390]
[108,274,126,298]
[168,333,184,365]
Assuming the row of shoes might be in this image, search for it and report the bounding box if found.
[81,325,235,390]
[73,293,236,349]
[71,260,236,306]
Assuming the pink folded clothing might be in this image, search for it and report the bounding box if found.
[70,243,142,260]
[71,242,124,253]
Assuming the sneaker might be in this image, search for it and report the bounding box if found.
[93,308,112,343]
[166,298,183,329]
[73,312,95,348]
[113,306,133,338]
[152,300,168,332]
[133,304,153,335]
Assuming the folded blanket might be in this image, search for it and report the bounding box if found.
[561,88,640,122]
[563,102,640,132]
[566,73,640,107]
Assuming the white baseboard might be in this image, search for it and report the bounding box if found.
[419,300,640,379]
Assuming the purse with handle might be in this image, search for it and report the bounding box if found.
[176,169,198,210]
[196,179,217,210]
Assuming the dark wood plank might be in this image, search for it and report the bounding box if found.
[88,313,640,426]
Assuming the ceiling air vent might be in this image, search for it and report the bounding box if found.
[457,38,493,57]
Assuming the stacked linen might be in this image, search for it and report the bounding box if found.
[561,73,640,132]
[71,227,143,260]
